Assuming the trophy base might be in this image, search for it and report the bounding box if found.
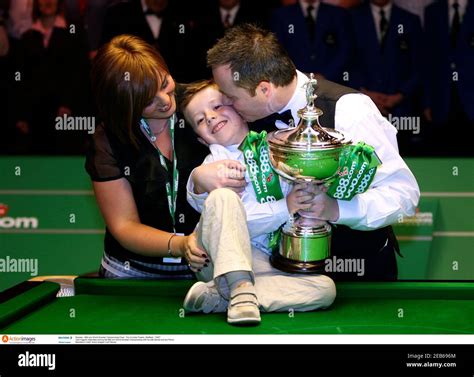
[270,252,326,274]
[270,221,331,274]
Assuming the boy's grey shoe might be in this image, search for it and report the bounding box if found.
[183,281,228,313]
[227,285,261,326]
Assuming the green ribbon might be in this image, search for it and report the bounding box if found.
[326,142,381,201]
[239,131,284,251]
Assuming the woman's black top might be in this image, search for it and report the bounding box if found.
[85,117,208,277]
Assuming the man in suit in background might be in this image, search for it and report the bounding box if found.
[192,0,260,80]
[350,0,423,155]
[270,0,354,84]
[423,0,474,155]
[350,0,422,118]
[101,0,193,82]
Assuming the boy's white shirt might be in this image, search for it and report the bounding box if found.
[186,143,292,255]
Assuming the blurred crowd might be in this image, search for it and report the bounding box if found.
[0,0,472,156]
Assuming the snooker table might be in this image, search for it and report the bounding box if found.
[1,278,473,335]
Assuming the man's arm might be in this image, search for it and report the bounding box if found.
[332,93,420,230]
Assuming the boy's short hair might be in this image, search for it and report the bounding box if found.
[178,79,218,121]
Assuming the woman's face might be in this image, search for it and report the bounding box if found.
[38,0,58,17]
[141,74,176,120]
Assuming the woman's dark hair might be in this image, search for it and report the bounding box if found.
[91,35,170,148]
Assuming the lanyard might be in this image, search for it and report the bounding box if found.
[140,115,179,233]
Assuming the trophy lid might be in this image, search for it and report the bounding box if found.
[267,74,350,151]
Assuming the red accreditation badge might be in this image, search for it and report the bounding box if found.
[0,204,9,217]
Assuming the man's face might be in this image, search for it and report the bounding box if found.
[184,86,248,146]
[212,65,271,122]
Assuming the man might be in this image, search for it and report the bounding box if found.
[350,0,423,118]
[271,0,353,84]
[194,24,420,281]
[423,0,474,155]
[100,0,192,82]
[192,0,259,80]
[350,0,423,154]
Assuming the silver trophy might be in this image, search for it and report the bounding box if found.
[267,74,351,273]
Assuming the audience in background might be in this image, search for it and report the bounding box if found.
[12,0,90,154]
[192,0,261,79]
[101,0,193,82]
[1,0,471,157]
[350,0,423,154]
[6,0,33,40]
[423,0,473,156]
[271,0,353,84]
[393,0,434,25]
[0,10,8,57]
[0,0,9,153]
[64,0,113,59]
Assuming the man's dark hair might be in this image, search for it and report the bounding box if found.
[207,23,296,96]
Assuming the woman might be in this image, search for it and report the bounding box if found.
[86,35,207,279]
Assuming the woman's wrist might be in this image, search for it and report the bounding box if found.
[169,235,186,258]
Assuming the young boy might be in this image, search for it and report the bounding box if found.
[180,80,336,326]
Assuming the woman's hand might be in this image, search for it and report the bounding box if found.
[192,159,246,195]
[179,232,209,273]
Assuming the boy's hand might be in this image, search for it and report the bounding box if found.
[193,160,246,194]
[286,183,314,214]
